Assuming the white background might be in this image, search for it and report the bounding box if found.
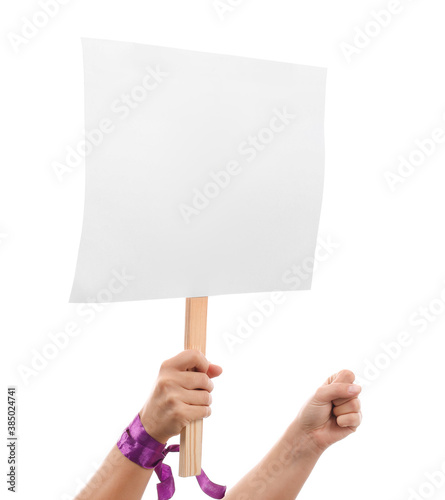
[2,1,445,499]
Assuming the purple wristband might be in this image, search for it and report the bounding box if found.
[117,414,166,469]
[117,414,226,499]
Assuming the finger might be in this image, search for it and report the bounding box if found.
[207,363,223,379]
[314,383,361,404]
[332,398,361,417]
[177,371,214,392]
[330,370,358,406]
[336,411,362,428]
[165,350,210,374]
[179,388,212,407]
[323,369,355,386]
[333,369,355,384]
[180,402,212,423]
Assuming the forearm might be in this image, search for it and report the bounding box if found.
[75,445,154,500]
[72,351,222,500]
[224,421,322,500]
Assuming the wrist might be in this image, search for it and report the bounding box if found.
[117,415,167,470]
[283,420,325,461]
[139,412,169,445]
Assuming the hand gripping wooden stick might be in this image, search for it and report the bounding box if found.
[178,296,208,477]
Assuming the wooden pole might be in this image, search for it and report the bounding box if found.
[178,296,208,477]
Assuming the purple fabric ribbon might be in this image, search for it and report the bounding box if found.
[117,415,226,500]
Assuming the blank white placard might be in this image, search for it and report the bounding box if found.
[70,38,326,302]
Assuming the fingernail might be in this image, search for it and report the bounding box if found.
[348,384,361,395]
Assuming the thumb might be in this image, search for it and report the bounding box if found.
[323,369,355,386]
[207,363,223,379]
[314,382,361,404]
[329,370,359,406]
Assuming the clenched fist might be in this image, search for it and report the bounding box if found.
[295,369,362,453]
[139,350,223,444]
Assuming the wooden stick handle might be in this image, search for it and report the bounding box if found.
[178,296,208,477]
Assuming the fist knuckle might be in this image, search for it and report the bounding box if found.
[190,349,203,364]
[190,372,200,388]
[165,392,177,408]
[157,376,169,391]
[201,391,211,405]
[164,381,176,397]
[196,372,209,389]
[203,375,212,390]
